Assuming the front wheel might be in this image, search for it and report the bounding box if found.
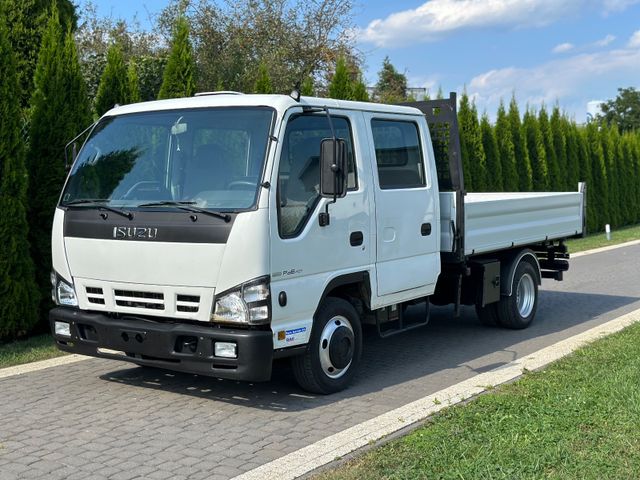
[496,260,539,329]
[291,297,362,394]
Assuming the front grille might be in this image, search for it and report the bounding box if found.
[114,289,164,310]
[86,287,105,305]
[176,294,200,313]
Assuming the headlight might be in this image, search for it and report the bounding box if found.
[56,277,78,306]
[211,277,270,325]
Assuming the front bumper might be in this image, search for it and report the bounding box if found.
[49,308,273,381]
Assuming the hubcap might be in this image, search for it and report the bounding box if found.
[319,315,354,379]
[516,273,535,318]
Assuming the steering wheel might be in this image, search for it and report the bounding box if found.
[227,180,256,191]
[121,181,169,200]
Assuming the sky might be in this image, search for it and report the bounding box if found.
[85,0,640,122]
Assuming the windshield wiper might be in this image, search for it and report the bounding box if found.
[63,199,133,220]
[138,201,231,222]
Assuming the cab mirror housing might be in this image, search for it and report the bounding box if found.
[319,138,348,198]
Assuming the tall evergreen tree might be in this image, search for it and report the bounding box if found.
[0,18,39,339]
[300,76,314,96]
[576,125,591,189]
[2,0,77,110]
[508,95,532,191]
[550,106,568,190]
[585,122,609,231]
[127,61,140,103]
[328,56,352,100]
[523,108,549,191]
[158,16,196,100]
[563,116,580,191]
[28,7,91,312]
[374,56,407,104]
[94,43,128,117]
[351,76,369,102]
[480,113,502,191]
[254,61,273,94]
[601,125,621,227]
[538,106,561,190]
[495,100,518,191]
[457,93,474,191]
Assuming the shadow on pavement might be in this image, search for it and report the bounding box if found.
[100,290,638,411]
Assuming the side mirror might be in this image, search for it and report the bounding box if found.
[319,138,348,198]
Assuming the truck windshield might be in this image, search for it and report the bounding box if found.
[61,107,274,211]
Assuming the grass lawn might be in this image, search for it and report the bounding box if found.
[318,321,640,480]
[0,333,65,370]
[566,223,640,252]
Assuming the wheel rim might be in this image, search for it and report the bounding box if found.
[516,272,535,318]
[319,315,354,379]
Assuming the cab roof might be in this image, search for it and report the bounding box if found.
[105,93,423,118]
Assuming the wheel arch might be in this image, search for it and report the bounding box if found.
[318,271,372,312]
[500,248,541,296]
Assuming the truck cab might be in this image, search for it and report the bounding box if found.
[50,94,443,392]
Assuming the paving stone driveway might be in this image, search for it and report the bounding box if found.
[1,245,639,480]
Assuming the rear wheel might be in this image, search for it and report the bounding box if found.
[496,260,539,329]
[291,297,362,394]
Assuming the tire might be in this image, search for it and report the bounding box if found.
[475,302,500,326]
[291,297,362,394]
[496,260,539,329]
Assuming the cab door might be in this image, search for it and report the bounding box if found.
[268,110,373,348]
[363,114,440,297]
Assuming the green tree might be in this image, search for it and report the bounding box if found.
[495,100,518,191]
[576,125,592,192]
[94,43,128,117]
[538,106,561,190]
[254,61,273,94]
[328,56,352,100]
[549,106,568,190]
[300,76,314,96]
[127,61,140,103]
[523,108,549,191]
[0,18,39,339]
[458,92,487,191]
[599,87,640,133]
[601,125,621,227]
[351,77,369,101]
[2,0,77,109]
[585,122,609,231]
[28,7,91,312]
[374,56,407,104]
[480,113,502,191]
[563,115,580,191]
[158,16,196,100]
[508,95,532,191]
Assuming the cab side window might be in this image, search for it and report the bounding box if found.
[277,115,356,238]
[371,119,426,189]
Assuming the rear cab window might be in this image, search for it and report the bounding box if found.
[371,119,426,189]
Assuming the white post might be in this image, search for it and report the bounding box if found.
[605,224,611,241]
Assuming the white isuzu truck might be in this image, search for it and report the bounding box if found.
[49,92,585,393]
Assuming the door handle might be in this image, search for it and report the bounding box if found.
[421,223,432,236]
[350,231,364,246]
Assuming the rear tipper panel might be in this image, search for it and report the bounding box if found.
[440,191,584,256]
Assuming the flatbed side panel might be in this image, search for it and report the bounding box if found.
[462,192,583,255]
